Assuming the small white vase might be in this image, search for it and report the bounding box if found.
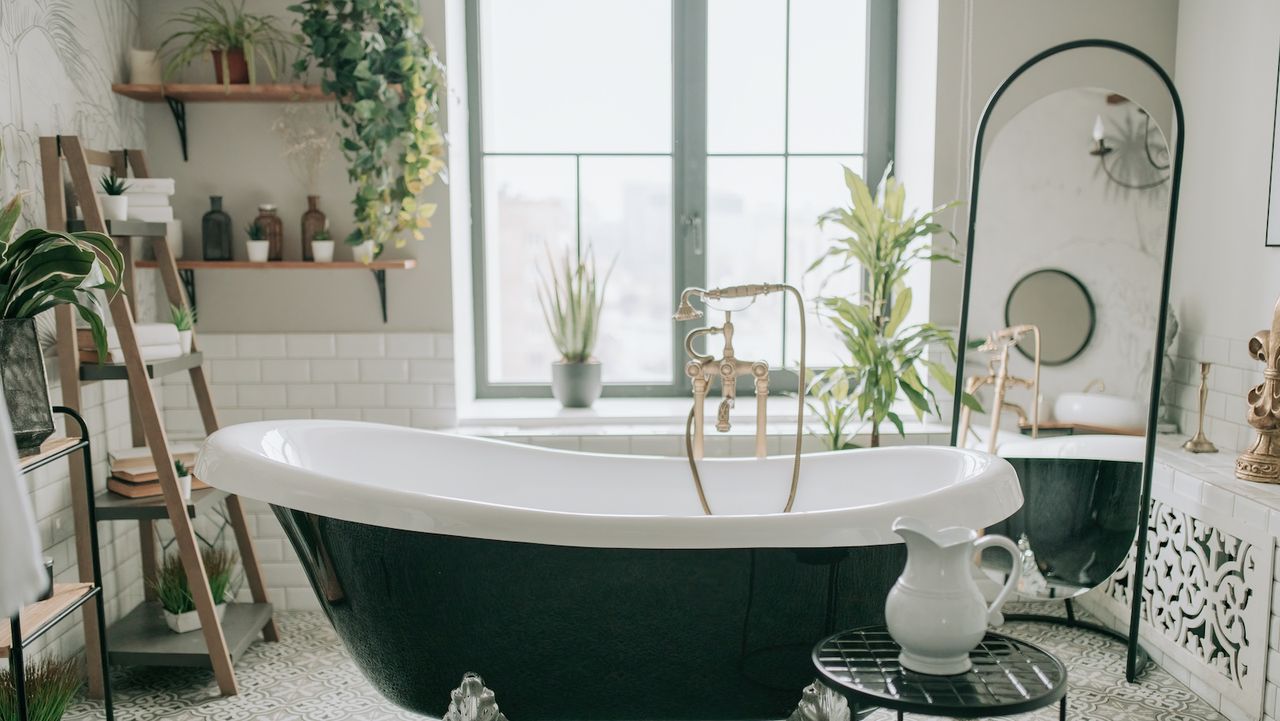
[165,219,184,260]
[885,517,1021,675]
[178,330,193,355]
[129,48,163,85]
[246,239,270,263]
[312,240,335,263]
[353,240,376,264]
[164,601,226,633]
[177,472,192,499]
[98,195,128,222]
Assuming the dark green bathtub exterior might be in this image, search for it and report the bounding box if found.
[272,507,907,721]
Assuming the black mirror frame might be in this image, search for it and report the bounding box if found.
[946,39,1184,684]
[1003,268,1096,365]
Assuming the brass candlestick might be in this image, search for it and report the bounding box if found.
[1183,361,1218,453]
[1238,297,1280,482]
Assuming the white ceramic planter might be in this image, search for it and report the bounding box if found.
[353,240,376,264]
[98,194,128,222]
[178,330,193,355]
[177,472,192,500]
[246,239,270,263]
[129,48,163,84]
[164,601,225,634]
[312,240,335,263]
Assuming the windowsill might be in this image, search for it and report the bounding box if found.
[455,396,953,439]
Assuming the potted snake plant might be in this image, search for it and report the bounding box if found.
[0,153,124,455]
[538,244,613,408]
[152,547,236,633]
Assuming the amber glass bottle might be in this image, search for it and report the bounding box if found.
[255,204,284,261]
[300,195,326,261]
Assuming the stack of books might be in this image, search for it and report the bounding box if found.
[107,443,208,499]
[78,323,182,364]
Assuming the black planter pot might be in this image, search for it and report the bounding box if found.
[0,318,55,455]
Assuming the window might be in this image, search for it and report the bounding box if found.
[468,0,895,397]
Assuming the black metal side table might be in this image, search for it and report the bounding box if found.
[812,626,1067,720]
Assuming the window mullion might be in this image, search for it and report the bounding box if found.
[673,0,708,392]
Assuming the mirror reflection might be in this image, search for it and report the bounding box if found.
[957,87,1171,600]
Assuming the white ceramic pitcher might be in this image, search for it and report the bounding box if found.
[884,516,1022,675]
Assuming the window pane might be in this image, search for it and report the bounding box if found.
[788,0,866,153]
[479,0,672,153]
[707,0,786,154]
[785,156,864,368]
[484,157,577,383]
[580,157,673,382]
[706,157,784,367]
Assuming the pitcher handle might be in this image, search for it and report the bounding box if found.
[973,534,1022,626]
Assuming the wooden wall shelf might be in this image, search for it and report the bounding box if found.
[111,83,331,161]
[133,259,417,323]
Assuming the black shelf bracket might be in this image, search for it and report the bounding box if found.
[372,269,388,323]
[165,97,189,162]
[179,268,197,314]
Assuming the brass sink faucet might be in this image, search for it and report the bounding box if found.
[957,324,1042,454]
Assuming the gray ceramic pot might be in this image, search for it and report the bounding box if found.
[551,360,602,408]
[0,318,55,455]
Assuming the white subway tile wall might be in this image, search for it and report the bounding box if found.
[1167,330,1264,454]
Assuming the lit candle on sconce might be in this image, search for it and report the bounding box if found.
[1089,115,1111,156]
[1092,115,1105,142]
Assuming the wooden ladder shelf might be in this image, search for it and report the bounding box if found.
[40,135,278,696]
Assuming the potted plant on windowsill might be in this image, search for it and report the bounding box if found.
[97,170,130,222]
[153,547,237,634]
[538,245,613,409]
[159,0,294,89]
[0,656,81,721]
[0,148,124,456]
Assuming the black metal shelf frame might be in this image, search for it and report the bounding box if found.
[8,407,114,721]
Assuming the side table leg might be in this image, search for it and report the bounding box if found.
[11,616,28,721]
[1060,694,1067,720]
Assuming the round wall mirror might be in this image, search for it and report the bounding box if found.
[1004,269,1095,364]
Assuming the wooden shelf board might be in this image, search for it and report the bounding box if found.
[112,83,329,103]
[0,583,96,656]
[135,259,417,270]
[80,351,204,382]
[95,486,227,522]
[19,436,84,471]
[107,602,273,667]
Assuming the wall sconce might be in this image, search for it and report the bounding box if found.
[1089,110,1169,190]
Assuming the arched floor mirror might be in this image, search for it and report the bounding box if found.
[948,39,1184,683]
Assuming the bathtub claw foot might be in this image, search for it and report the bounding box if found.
[444,673,508,721]
[788,681,850,721]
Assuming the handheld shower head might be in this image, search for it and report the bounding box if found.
[673,289,704,321]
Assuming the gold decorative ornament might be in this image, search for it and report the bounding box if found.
[1182,362,1218,454]
[1237,298,1280,482]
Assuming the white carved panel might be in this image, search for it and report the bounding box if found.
[1098,495,1272,718]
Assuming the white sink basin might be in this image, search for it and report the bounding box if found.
[1053,392,1146,430]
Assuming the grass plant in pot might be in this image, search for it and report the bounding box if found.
[0,152,123,455]
[538,245,613,409]
[174,459,193,500]
[0,655,81,721]
[97,170,129,222]
[152,547,237,634]
[171,303,195,354]
[245,221,270,263]
[159,0,294,88]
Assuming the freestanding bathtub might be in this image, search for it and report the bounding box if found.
[197,421,1021,721]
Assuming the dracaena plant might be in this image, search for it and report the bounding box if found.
[0,167,124,362]
[807,165,978,448]
[537,245,614,364]
[291,0,447,253]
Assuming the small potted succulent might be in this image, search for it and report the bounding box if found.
[174,459,193,500]
[311,225,334,263]
[158,0,293,88]
[0,655,81,721]
[170,303,196,354]
[153,547,237,633]
[245,221,269,262]
[97,170,130,221]
[538,244,613,408]
[0,147,123,455]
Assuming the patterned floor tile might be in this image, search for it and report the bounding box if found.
[63,608,1225,720]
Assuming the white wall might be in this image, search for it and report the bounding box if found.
[1162,0,1280,453]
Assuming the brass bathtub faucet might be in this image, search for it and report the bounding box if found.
[674,284,807,515]
[957,325,1042,454]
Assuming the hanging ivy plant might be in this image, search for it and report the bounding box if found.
[289,0,447,253]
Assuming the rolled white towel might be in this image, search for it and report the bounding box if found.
[125,178,175,195]
[125,193,172,207]
[127,206,174,223]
